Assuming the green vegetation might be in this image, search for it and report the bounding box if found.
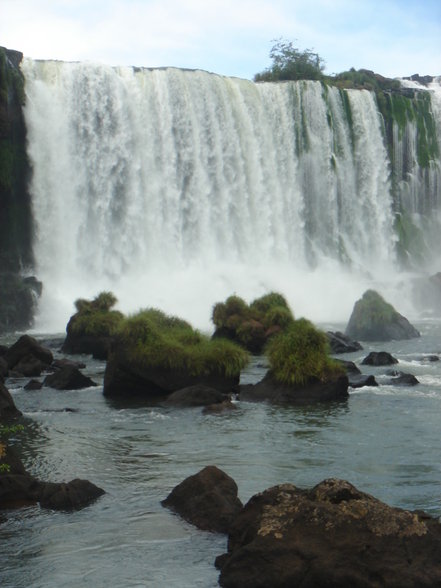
[265,318,344,386]
[349,290,395,331]
[254,38,325,82]
[211,291,295,352]
[0,424,24,475]
[117,308,249,378]
[70,291,124,337]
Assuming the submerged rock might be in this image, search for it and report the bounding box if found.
[345,290,420,341]
[162,466,243,534]
[163,385,227,407]
[216,478,441,588]
[348,374,378,388]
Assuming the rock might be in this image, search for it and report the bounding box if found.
[52,358,87,370]
[104,348,239,398]
[0,381,22,419]
[384,370,419,386]
[5,335,53,370]
[12,353,47,377]
[0,356,8,380]
[348,374,378,388]
[0,445,104,510]
[164,385,227,407]
[419,355,439,363]
[345,290,420,341]
[361,351,398,366]
[202,400,238,415]
[43,366,97,390]
[216,478,441,588]
[327,331,363,354]
[62,328,112,360]
[240,372,349,405]
[162,466,243,534]
[24,379,43,391]
[334,359,361,374]
[0,274,41,335]
[38,478,105,510]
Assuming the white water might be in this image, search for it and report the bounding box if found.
[21,61,439,332]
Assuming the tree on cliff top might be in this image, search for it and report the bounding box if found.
[254,38,325,82]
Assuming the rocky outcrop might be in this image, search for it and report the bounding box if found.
[0,381,22,418]
[0,444,104,510]
[345,290,420,341]
[348,374,378,388]
[104,346,240,398]
[162,466,243,534]
[5,335,53,372]
[0,47,36,334]
[384,370,419,386]
[216,478,441,588]
[240,372,349,405]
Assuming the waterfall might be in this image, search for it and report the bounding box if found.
[21,60,441,331]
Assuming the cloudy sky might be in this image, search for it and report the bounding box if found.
[1,0,440,79]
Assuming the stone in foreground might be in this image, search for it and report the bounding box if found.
[162,466,243,533]
[216,478,441,588]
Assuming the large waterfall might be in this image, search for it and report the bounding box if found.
[21,60,441,331]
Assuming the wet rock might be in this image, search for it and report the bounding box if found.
[216,478,441,588]
[163,385,227,407]
[5,335,53,371]
[24,379,43,391]
[334,359,361,374]
[327,331,363,354]
[348,374,378,388]
[43,366,97,390]
[240,372,349,405]
[384,370,419,386]
[346,290,420,341]
[361,351,398,366]
[0,381,22,418]
[53,358,87,370]
[162,466,243,534]
[39,478,105,510]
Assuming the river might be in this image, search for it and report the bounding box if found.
[1,319,441,587]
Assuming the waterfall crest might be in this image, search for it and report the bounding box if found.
[22,60,441,331]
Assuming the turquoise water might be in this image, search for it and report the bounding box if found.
[1,320,441,587]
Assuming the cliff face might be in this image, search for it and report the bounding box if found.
[0,47,40,334]
[0,47,32,271]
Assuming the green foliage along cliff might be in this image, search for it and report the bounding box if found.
[0,47,32,272]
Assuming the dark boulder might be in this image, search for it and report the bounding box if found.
[104,348,239,398]
[334,359,361,374]
[216,478,441,588]
[240,372,349,405]
[0,445,104,510]
[348,374,378,388]
[24,379,43,391]
[327,331,363,354]
[0,381,22,419]
[5,335,53,370]
[62,329,111,360]
[345,290,420,341]
[53,358,87,370]
[163,385,227,407]
[0,356,8,380]
[162,466,243,534]
[361,351,398,366]
[384,370,419,386]
[38,478,105,510]
[43,366,97,390]
[12,354,47,377]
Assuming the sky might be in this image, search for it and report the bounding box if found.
[1,0,441,80]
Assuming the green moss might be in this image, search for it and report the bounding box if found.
[70,291,124,337]
[119,308,249,377]
[350,290,395,331]
[265,318,345,386]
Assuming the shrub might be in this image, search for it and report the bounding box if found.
[250,292,290,316]
[118,308,249,378]
[70,291,123,337]
[265,319,345,386]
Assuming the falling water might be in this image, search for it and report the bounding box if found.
[21,61,440,331]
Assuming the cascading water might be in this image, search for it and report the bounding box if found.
[21,60,441,331]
